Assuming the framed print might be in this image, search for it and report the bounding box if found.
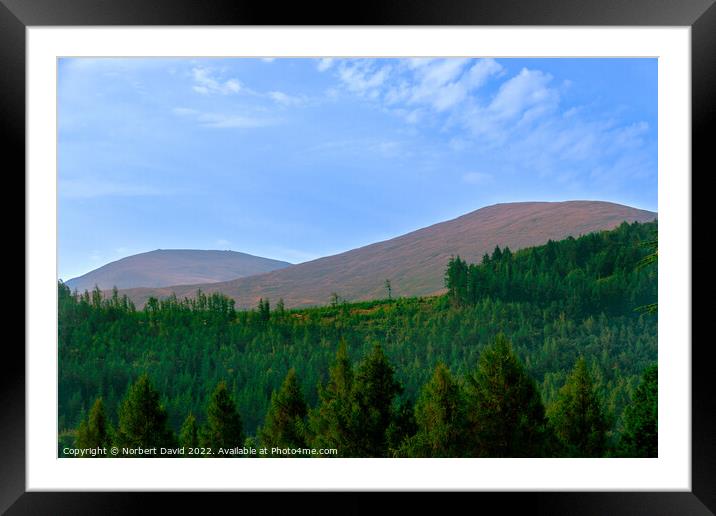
[4,0,713,513]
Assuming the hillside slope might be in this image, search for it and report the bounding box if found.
[66,249,292,291]
[121,201,656,308]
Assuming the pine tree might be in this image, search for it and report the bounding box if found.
[115,375,176,453]
[548,357,609,457]
[309,339,356,455]
[351,342,403,457]
[259,368,308,452]
[179,413,200,449]
[75,397,113,453]
[466,334,549,457]
[384,279,392,300]
[405,363,468,457]
[619,364,657,457]
[201,381,244,452]
[386,398,417,456]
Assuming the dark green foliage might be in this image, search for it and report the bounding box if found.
[401,363,468,457]
[179,413,200,449]
[466,334,549,457]
[75,397,112,453]
[386,398,417,456]
[58,222,657,457]
[445,221,658,319]
[309,340,403,457]
[115,375,176,452]
[635,232,657,314]
[351,342,403,457]
[548,358,609,457]
[619,365,658,457]
[260,368,308,452]
[309,339,357,455]
[201,382,244,452]
[257,298,271,322]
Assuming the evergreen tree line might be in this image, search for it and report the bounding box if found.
[59,221,657,453]
[445,221,657,319]
[69,334,657,458]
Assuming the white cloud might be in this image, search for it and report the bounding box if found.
[337,60,392,96]
[260,58,276,63]
[317,58,334,72]
[172,106,277,129]
[462,172,493,185]
[191,67,242,95]
[216,239,231,247]
[268,90,304,106]
[464,58,504,89]
[172,107,199,116]
[196,113,276,129]
[489,68,558,121]
[385,58,503,114]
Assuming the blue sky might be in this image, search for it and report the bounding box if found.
[58,57,657,280]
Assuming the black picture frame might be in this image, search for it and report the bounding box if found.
[4,0,711,513]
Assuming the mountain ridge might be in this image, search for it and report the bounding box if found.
[117,201,657,309]
[65,249,292,291]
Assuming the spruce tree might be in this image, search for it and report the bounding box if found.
[548,357,609,457]
[201,381,244,452]
[115,375,176,453]
[75,397,113,453]
[259,368,308,452]
[619,364,657,457]
[179,413,200,449]
[405,363,468,457]
[351,342,403,457]
[386,398,417,456]
[309,339,356,455]
[466,334,549,457]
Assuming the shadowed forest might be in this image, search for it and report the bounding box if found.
[58,221,657,458]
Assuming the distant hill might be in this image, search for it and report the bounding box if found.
[65,249,292,291]
[120,201,657,309]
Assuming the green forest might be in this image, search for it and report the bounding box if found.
[58,220,658,458]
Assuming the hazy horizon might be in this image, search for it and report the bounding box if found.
[59,57,657,280]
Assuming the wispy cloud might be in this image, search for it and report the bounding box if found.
[191,67,242,95]
[337,60,392,97]
[173,106,278,129]
[317,58,334,72]
[321,58,654,192]
[196,113,276,129]
[462,172,493,185]
[268,90,306,107]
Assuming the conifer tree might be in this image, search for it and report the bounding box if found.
[115,375,176,452]
[259,368,308,452]
[405,363,468,457]
[201,381,244,452]
[386,398,417,456]
[548,357,609,457]
[309,339,356,455]
[179,413,200,449]
[619,364,657,457]
[351,342,403,457]
[466,334,549,457]
[75,397,113,453]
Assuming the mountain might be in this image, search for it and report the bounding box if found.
[65,249,292,291]
[120,201,656,309]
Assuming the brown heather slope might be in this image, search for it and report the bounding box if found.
[120,201,656,309]
[66,249,291,291]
